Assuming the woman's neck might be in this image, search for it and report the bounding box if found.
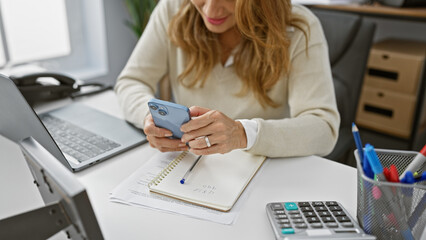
[218,27,241,65]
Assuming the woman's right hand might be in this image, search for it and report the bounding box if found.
[143,114,189,152]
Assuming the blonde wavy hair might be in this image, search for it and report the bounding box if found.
[168,0,309,107]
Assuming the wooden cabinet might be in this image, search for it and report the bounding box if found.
[312,3,426,150]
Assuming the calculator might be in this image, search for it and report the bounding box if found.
[266,201,376,240]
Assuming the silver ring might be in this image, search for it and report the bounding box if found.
[204,136,211,148]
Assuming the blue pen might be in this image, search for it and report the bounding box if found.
[400,171,415,217]
[365,144,415,240]
[352,123,364,162]
[363,153,374,179]
[352,124,373,179]
[180,155,202,184]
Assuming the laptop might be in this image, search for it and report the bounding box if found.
[0,74,146,172]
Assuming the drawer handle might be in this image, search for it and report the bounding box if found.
[368,68,398,81]
[382,54,389,60]
[377,92,384,97]
[364,104,393,118]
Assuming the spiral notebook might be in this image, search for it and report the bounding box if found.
[147,150,266,212]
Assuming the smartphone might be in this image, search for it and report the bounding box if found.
[148,98,190,139]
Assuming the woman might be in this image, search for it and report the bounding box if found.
[115,0,340,158]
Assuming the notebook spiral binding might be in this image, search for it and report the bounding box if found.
[147,151,188,188]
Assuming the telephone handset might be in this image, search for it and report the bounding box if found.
[10,72,110,106]
[11,72,77,87]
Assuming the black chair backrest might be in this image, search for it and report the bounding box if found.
[311,9,376,128]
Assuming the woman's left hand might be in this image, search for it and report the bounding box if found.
[180,106,247,155]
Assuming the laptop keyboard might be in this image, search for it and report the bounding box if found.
[41,114,121,162]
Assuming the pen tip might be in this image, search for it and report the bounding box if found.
[180,179,185,184]
[352,123,358,131]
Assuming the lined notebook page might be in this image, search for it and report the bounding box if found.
[148,150,266,212]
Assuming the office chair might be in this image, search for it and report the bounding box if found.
[310,8,376,164]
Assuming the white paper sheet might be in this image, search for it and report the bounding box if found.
[109,151,265,225]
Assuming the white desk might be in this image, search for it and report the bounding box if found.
[0,91,359,240]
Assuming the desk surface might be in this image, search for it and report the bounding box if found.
[0,91,359,240]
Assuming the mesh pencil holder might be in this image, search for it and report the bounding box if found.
[355,149,426,240]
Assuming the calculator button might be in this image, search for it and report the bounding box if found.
[293,219,305,224]
[310,223,323,228]
[275,210,285,214]
[303,212,317,217]
[336,216,351,222]
[312,202,325,207]
[275,214,288,219]
[284,202,298,211]
[279,224,292,228]
[271,203,284,211]
[317,211,331,217]
[321,217,335,222]
[306,217,320,223]
[332,211,346,217]
[288,210,300,215]
[278,219,290,224]
[341,222,354,228]
[329,206,342,211]
[314,206,327,211]
[325,222,339,228]
[326,201,338,206]
[290,214,302,219]
[298,202,310,207]
[294,223,308,229]
[281,228,295,234]
[300,206,314,212]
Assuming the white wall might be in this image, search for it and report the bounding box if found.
[88,0,139,86]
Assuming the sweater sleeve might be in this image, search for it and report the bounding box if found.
[114,0,175,129]
[247,11,340,158]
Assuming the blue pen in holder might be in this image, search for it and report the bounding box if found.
[355,149,426,240]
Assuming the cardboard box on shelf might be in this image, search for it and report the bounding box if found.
[364,39,426,95]
[356,86,417,139]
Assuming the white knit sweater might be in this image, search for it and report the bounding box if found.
[114,0,340,158]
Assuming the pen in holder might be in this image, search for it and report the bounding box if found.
[355,148,426,240]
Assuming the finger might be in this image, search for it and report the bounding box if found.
[188,106,210,117]
[180,106,212,133]
[158,137,187,149]
[181,110,219,133]
[189,145,217,155]
[144,118,173,137]
[180,126,212,143]
[157,146,189,153]
[187,135,215,149]
[148,135,187,147]
[147,136,188,152]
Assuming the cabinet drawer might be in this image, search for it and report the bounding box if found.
[356,86,417,139]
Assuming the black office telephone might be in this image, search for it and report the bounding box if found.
[10,72,110,106]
